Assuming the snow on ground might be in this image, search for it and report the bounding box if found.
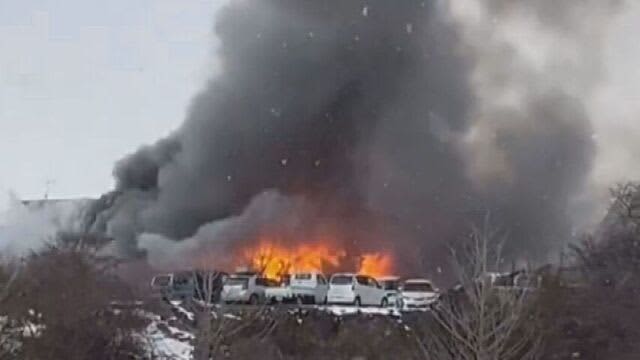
[167,299,425,319]
[318,305,402,317]
[140,311,193,360]
[145,320,193,360]
[170,301,195,321]
[138,301,429,358]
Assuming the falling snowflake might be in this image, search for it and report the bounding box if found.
[406,23,413,34]
[270,108,282,117]
[362,6,369,17]
[281,158,288,166]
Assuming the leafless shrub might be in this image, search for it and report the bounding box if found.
[416,217,543,360]
[541,225,640,360]
[0,233,153,360]
[608,182,640,229]
[0,263,22,360]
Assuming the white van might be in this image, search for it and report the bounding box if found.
[290,272,329,304]
[327,273,388,307]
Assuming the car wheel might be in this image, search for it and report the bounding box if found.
[354,296,361,307]
[381,297,388,308]
[249,294,259,305]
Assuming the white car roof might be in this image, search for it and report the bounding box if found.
[331,273,356,277]
[404,278,432,284]
[378,276,400,281]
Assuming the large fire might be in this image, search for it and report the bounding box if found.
[237,237,394,280]
[358,253,393,278]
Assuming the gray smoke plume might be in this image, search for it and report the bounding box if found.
[87,0,625,275]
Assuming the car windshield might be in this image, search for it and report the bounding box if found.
[403,283,433,292]
[152,275,171,287]
[331,275,353,285]
[225,277,249,287]
[493,275,514,287]
[381,280,398,290]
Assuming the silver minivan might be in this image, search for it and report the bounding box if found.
[150,272,195,300]
[220,273,268,304]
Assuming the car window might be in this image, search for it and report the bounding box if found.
[356,275,368,285]
[493,275,514,287]
[331,275,354,285]
[152,275,171,287]
[294,273,312,280]
[403,282,434,292]
[318,275,326,285]
[381,280,398,290]
[367,277,380,288]
[173,275,190,286]
[225,277,249,288]
[262,279,279,287]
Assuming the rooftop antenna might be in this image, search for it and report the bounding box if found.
[44,179,55,200]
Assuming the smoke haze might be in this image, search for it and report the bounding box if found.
[84,0,630,275]
[0,196,90,257]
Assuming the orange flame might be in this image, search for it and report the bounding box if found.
[243,241,346,280]
[237,237,394,280]
[358,253,394,278]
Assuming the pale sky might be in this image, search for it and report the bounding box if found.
[0,0,226,206]
[1,0,639,211]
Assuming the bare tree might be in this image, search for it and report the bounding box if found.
[0,234,152,360]
[416,217,543,360]
[190,270,279,360]
[192,269,223,360]
[609,182,640,228]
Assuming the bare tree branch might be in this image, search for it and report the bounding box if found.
[416,216,543,360]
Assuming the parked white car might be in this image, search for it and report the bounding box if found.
[220,273,268,304]
[290,272,329,304]
[265,277,295,303]
[398,279,439,309]
[377,276,401,307]
[327,273,388,307]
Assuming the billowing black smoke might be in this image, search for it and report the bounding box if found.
[87,0,622,276]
